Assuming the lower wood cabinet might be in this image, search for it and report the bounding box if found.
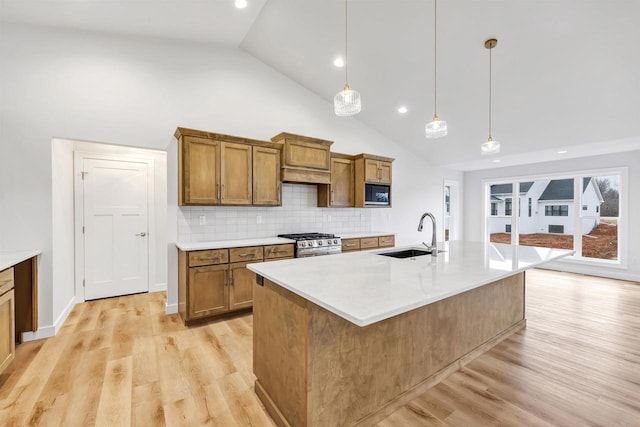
[0,267,16,375]
[342,235,395,252]
[178,243,294,324]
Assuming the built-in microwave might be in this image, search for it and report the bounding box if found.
[365,184,390,206]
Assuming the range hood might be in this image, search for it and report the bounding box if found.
[271,132,334,185]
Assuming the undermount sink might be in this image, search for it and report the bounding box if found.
[379,249,434,259]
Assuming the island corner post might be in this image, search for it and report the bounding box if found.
[252,272,526,427]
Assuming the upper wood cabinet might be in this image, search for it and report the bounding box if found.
[176,127,282,206]
[361,156,393,184]
[221,142,252,205]
[271,132,333,184]
[180,136,221,205]
[253,146,281,206]
[318,153,355,207]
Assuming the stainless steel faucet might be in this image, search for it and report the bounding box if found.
[417,212,438,256]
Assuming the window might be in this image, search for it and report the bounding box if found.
[549,225,564,234]
[545,205,568,216]
[485,169,625,266]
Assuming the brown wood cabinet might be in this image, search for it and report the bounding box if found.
[318,153,355,207]
[355,154,395,207]
[178,243,294,324]
[341,235,395,252]
[271,132,333,184]
[0,268,16,375]
[221,142,252,205]
[253,146,281,206]
[176,128,282,206]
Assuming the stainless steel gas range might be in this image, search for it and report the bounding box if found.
[277,233,342,258]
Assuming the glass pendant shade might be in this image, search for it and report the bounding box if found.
[334,85,362,116]
[425,115,448,139]
[481,137,500,155]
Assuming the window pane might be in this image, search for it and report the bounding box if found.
[583,176,620,217]
[581,217,618,260]
[517,178,574,250]
[489,217,512,243]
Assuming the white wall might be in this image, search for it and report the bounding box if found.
[0,23,460,326]
[464,151,640,281]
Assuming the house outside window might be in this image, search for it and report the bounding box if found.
[582,205,588,211]
[528,198,532,217]
[491,203,497,216]
[505,198,512,216]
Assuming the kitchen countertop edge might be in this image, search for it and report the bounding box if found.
[176,237,296,251]
[0,250,42,271]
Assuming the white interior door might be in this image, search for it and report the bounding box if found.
[83,158,149,300]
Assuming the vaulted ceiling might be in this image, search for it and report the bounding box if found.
[2,0,639,170]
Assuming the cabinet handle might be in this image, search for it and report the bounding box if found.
[222,184,225,199]
[217,184,220,200]
[345,243,356,247]
[277,183,281,203]
[331,190,334,203]
[238,253,253,258]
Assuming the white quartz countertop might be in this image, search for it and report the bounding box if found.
[339,232,395,239]
[248,241,574,327]
[0,250,42,271]
[176,237,295,251]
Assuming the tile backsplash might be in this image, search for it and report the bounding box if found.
[178,183,372,242]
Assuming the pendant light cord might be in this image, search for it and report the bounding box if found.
[345,0,349,87]
[434,0,438,116]
[488,44,492,139]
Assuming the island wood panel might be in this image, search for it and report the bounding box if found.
[254,273,525,427]
[13,258,38,341]
[253,279,308,427]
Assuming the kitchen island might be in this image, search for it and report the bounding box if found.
[248,241,573,426]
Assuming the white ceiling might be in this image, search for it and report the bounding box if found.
[2,0,639,170]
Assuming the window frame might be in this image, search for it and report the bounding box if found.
[483,167,628,269]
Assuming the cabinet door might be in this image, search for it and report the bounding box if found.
[378,161,392,184]
[330,158,355,207]
[229,262,255,311]
[221,142,252,205]
[182,136,221,205]
[0,289,15,375]
[253,146,281,206]
[188,264,229,319]
[364,159,381,182]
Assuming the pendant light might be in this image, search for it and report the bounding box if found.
[481,38,500,155]
[425,0,447,139]
[334,0,361,116]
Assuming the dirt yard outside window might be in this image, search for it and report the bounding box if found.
[490,223,618,260]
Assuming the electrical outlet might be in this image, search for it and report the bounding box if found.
[199,215,206,225]
[256,215,262,224]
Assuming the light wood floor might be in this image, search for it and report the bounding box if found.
[0,269,638,426]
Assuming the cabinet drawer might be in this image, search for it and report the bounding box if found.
[230,246,264,263]
[378,235,395,248]
[360,237,379,250]
[189,249,229,267]
[0,268,14,296]
[264,244,294,260]
[342,238,361,251]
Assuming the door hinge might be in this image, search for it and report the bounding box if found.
[81,171,88,180]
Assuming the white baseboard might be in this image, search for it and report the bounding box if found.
[151,281,167,292]
[166,302,178,315]
[22,296,76,342]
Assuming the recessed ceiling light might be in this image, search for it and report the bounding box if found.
[557,150,568,154]
[234,0,247,9]
[333,57,344,67]
[492,159,501,163]
[398,106,408,114]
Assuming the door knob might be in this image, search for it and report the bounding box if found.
[136,232,147,237]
